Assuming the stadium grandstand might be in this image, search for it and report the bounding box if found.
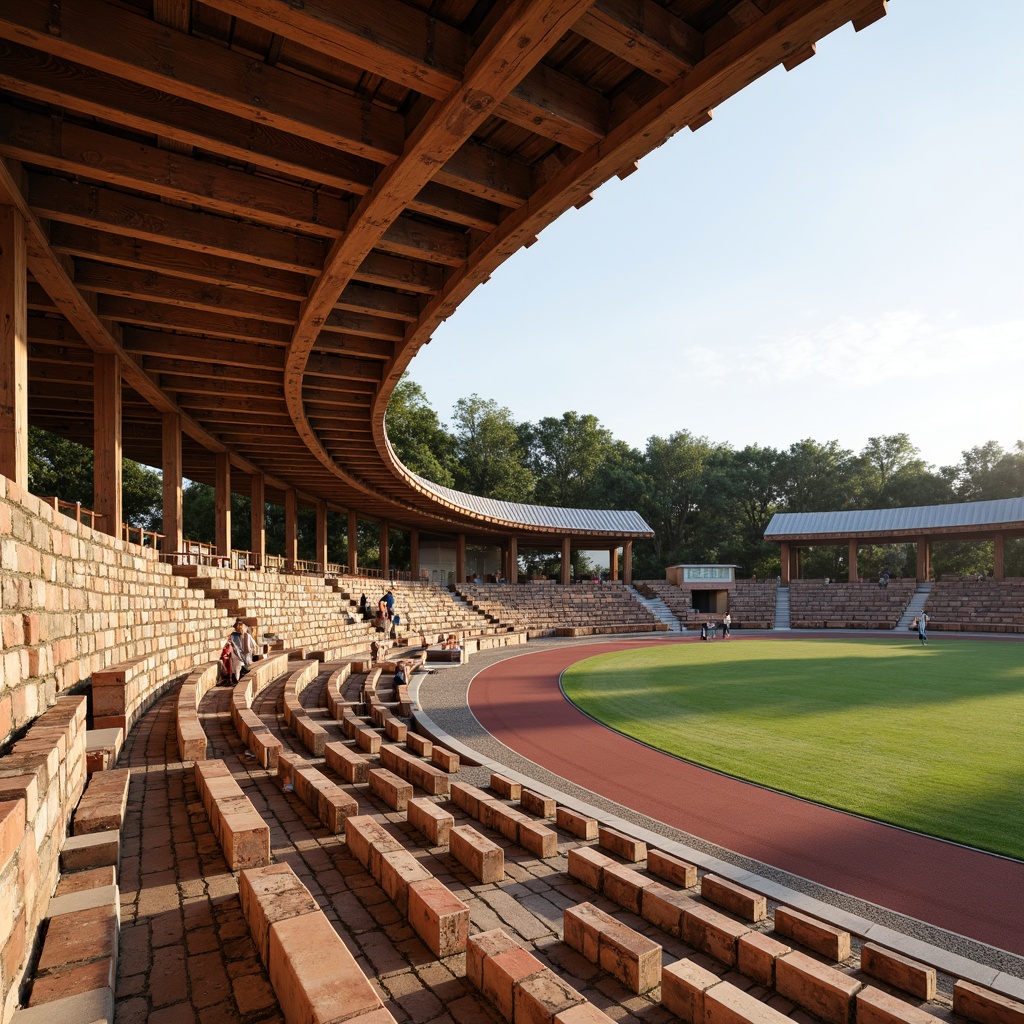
[0,2,1022,1024]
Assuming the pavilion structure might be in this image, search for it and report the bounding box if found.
[765,497,1024,584]
[0,0,888,586]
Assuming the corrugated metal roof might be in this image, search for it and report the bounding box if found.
[410,473,653,535]
[765,496,1024,539]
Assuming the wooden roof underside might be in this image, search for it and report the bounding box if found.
[0,0,886,540]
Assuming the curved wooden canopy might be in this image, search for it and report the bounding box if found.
[0,0,885,541]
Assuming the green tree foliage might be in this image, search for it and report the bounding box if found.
[854,434,952,508]
[632,431,722,577]
[29,426,162,529]
[944,441,1024,501]
[780,439,857,513]
[385,376,456,486]
[523,411,615,508]
[451,395,534,501]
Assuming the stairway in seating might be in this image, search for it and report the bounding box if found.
[896,582,931,631]
[628,586,683,632]
[774,585,791,630]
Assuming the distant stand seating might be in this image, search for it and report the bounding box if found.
[924,578,1024,634]
[728,580,777,629]
[351,578,503,641]
[457,582,658,638]
[789,579,915,630]
[636,579,774,630]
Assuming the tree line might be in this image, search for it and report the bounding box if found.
[386,378,1024,580]
[27,377,1024,580]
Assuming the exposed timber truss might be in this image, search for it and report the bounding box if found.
[0,0,887,540]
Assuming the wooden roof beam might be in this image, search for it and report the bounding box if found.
[122,330,286,369]
[0,0,403,164]
[0,104,350,238]
[0,155,282,470]
[284,0,596,495]
[0,39,380,196]
[336,284,419,323]
[0,4,533,205]
[96,297,294,344]
[198,0,609,149]
[0,41,505,230]
[381,0,889,484]
[574,0,704,84]
[30,174,327,275]
[71,261,301,324]
[49,224,311,300]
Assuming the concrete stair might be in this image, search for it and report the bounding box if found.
[629,587,683,632]
[774,585,791,630]
[896,583,931,631]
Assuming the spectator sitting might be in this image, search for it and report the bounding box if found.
[228,619,260,680]
[420,633,429,650]
[394,661,407,686]
[358,593,370,619]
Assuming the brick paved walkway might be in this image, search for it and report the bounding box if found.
[113,661,980,1023]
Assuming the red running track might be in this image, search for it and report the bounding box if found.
[467,640,1024,956]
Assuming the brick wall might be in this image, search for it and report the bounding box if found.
[0,473,227,745]
[0,696,86,1021]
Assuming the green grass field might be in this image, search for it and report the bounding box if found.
[561,638,1024,860]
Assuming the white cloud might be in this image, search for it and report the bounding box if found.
[682,312,1024,386]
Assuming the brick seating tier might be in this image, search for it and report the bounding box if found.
[728,580,778,629]
[175,565,377,658]
[456,582,658,638]
[788,580,916,630]
[923,579,1024,633]
[0,696,87,1015]
[341,577,504,641]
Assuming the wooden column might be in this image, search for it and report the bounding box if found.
[916,538,930,583]
[993,534,1005,581]
[609,547,619,582]
[379,521,389,578]
[284,489,297,571]
[250,473,265,569]
[347,510,358,575]
[560,537,571,585]
[93,352,121,537]
[791,545,801,580]
[161,412,182,557]
[780,542,791,585]
[623,540,633,586]
[0,205,28,488]
[456,533,466,584]
[508,536,518,584]
[214,452,231,559]
[410,528,420,581]
[847,538,858,583]
[316,499,328,572]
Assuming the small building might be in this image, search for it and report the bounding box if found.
[665,565,740,614]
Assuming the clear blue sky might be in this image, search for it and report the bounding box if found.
[407,0,1024,473]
